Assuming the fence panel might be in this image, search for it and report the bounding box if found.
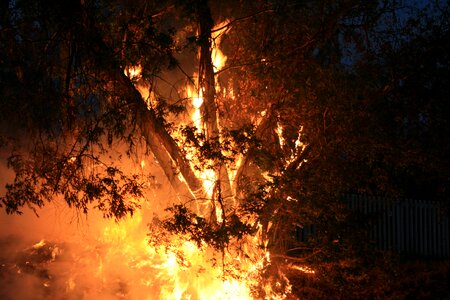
[346,195,449,258]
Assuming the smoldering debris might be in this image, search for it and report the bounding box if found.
[0,237,129,300]
[1,237,68,299]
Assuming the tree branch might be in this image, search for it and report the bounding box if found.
[80,4,204,200]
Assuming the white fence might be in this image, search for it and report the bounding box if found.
[347,195,450,258]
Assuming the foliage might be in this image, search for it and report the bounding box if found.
[1,145,143,220]
[155,204,253,251]
[288,255,450,299]
[0,0,176,217]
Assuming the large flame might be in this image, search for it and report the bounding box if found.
[79,19,301,300]
[88,210,264,299]
[182,20,231,199]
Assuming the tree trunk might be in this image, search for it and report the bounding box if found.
[197,0,233,217]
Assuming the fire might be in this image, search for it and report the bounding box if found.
[87,210,269,299]
[192,96,204,109]
[187,85,204,134]
[211,20,229,74]
[0,11,314,300]
[276,121,285,148]
[0,208,269,299]
[290,265,315,275]
[99,19,300,300]
[125,64,142,81]
[125,64,155,109]
[181,20,233,199]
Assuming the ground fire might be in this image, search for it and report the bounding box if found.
[0,209,288,299]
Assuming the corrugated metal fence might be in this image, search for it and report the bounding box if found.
[346,195,450,258]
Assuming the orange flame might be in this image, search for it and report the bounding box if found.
[112,20,301,299]
[80,210,273,299]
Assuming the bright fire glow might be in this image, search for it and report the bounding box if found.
[276,121,285,148]
[212,21,229,93]
[192,96,204,109]
[290,265,316,274]
[48,210,275,300]
[112,19,301,300]
[199,168,216,197]
[125,64,155,110]
[185,86,217,197]
[187,85,204,134]
[125,64,142,81]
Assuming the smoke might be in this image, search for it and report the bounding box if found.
[0,196,181,299]
[0,144,186,299]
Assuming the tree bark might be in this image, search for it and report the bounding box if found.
[197,0,233,213]
[114,71,204,200]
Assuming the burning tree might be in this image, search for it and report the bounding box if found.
[1,0,449,298]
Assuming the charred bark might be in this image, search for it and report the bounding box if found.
[196,0,233,212]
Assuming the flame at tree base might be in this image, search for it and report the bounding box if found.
[0,209,292,300]
[95,210,264,300]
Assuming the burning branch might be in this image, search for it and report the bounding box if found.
[78,5,205,201]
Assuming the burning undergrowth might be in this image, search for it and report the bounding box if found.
[0,204,292,300]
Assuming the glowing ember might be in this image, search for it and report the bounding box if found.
[290,265,316,274]
[32,239,46,249]
[276,121,285,148]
